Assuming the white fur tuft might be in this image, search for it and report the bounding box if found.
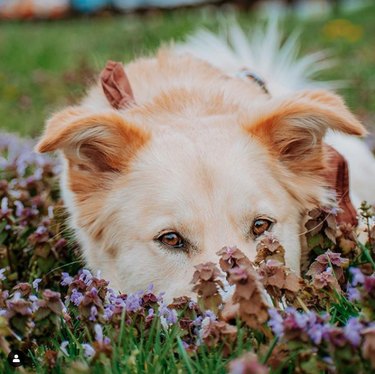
[175,19,340,96]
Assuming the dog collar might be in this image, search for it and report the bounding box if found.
[235,69,270,95]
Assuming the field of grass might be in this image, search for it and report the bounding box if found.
[0,3,374,137]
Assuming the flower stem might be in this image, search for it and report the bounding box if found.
[261,336,279,364]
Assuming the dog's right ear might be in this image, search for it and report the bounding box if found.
[35,106,149,174]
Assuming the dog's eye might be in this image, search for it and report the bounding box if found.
[251,218,273,237]
[157,232,185,248]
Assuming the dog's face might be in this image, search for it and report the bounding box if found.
[36,71,365,300]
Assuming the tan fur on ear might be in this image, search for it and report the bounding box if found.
[36,106,89,153]
[293,89,367,137]
[36,106,149,173]
[247,90,366,174]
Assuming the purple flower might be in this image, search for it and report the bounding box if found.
[308,323,324,345]
[1,197,9,214]
[204,310,217,322]
[33,167,43,181]
[82,343,95,358]
[113,296,125,310]
[29,295,39,312]
[95,324,103,341]
[70,289,84,306]
[35,226,47,235]
[61,272,73,286]
[87,287,98,298]
[125,291,143,312]
[89,306,98,322]
[347,285,361,302]
[193,316,203,327]
[14,200,24,217]
[268,308,284,337]
[349,268,365,286]
[103,305,114,321]
[181,340,190,350]
[344,317,363,347]
[159,304,178,325]
[32,278,42,291]
[79,269,93,286]
[94,324,110,345]
[188,301,196,310]
[107,288,117,303]
[148,308,154,317]
[329,207,339,215]
[285,307,309,330]
[60,341,69,356]
[157,291,165,303]
[0,268,6,281]
[11,292,22,302]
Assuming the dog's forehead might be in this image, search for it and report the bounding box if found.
[122,125,287,210]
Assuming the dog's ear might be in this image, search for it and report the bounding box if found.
[247,90,366,174]
[35,106,149,174]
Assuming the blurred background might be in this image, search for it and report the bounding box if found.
[0,0,374,140]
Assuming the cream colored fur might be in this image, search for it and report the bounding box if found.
[35,25,373,301]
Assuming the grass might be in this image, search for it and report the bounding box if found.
[0,4,374,137]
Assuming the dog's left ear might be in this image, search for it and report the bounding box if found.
[246,90,366,174]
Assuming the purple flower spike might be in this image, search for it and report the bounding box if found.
[1,197,9,214]
[32,278,42,291]
[125,292,142,312]
[344,317,363,347]
[35,226,47,235]
[103,305,114,321]
[95,324,110,345]
[159,304,178,325]
[308,322,324,345]
[268,308,284,337]
[82,343,95,358]
[89,306,98,322]
[349,268,365,286]
[204,310,217,322]
[94,324,103,342]
[61,272,73,286]
[347,286,361,302]
[0,268,6,281]
[14,200,24,217]
[79,269,93,286]
[70,289,84,306]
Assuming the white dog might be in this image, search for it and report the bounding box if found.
[36,22,375,300]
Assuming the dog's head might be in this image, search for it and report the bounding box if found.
[36,61,365,300]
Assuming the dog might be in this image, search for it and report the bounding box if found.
[35,22,375,300]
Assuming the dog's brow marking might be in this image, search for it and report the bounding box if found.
[107,246,118,258]
[94,227,104,241]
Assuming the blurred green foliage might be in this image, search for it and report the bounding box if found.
[0,4,374,137]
